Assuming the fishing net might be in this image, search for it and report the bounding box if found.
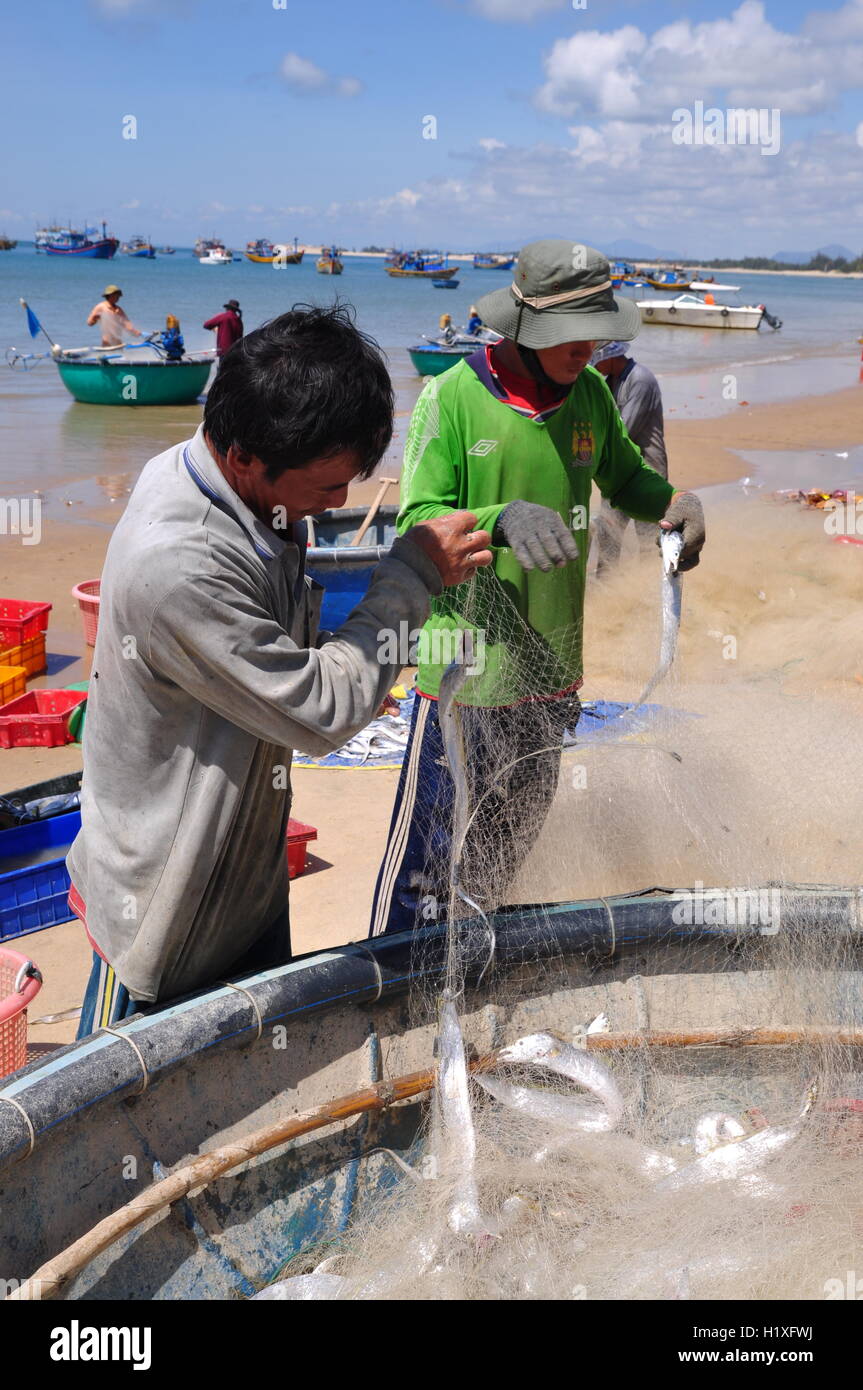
[259,494,863,1301]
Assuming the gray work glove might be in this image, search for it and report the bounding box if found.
[658,492,705,572]
[493,501,579,573]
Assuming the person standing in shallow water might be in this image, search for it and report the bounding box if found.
[87,285,141,348]
[204,299,243,358]
[591,341,669,574]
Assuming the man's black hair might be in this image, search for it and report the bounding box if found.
[203,303,394,480]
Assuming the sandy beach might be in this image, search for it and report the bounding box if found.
[2,379,861,1052]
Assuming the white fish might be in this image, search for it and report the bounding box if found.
[658,1084,817,1193]
[435,990,490,1235]
[476,1030,624,1158]
[693,1112,747,1156]
[632,529,684,710]
[254,1272,346,1300]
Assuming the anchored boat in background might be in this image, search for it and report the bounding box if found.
[44,223,119,259]
[637,288,782,330]
[388,252,457,280]
[122,235,156,259]
[316,246,344,274]
[473,252,516,270]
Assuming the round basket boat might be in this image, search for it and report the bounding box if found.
[55,358,213,406]
[0,884,861,1301]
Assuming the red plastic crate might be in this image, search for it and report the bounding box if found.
[286,818,317,879]
[0,601,52,650]
[0,690,87,749]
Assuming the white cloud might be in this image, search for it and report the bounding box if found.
[536,26,647,118]
[535,2,863,122]
[279,52,361,97]
[857,122,863,147]
[280,53,329,90]
[479,137,507,151]
[120,199,141,210]
[803,0,863,40]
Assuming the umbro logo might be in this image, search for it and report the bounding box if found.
[467,439,498,456]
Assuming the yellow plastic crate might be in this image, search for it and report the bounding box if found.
[0,633,46,679]
[0,665,27,705]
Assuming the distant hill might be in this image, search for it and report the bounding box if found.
[773,244,855,263]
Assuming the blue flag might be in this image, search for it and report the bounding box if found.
[25,304,41,340]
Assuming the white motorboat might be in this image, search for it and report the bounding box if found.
[637,293,776,330]
[199,247,232,266]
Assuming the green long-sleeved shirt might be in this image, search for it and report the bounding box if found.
[398,359,675,706]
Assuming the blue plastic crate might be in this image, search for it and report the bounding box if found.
[0,810,81,941]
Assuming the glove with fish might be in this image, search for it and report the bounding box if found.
[493,501,579,573]
[658,491,705,571]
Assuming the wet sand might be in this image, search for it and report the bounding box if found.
[3,381,861,1049]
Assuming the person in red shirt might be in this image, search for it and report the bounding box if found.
[203,299,243,357]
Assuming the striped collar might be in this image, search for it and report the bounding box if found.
[466,346,570,423]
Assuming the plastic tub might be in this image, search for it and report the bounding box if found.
[71,580,101,647]
[0,690,88,749]
[286,818,317,879]
[0,947,42,1078]
[0,600,51,650]
[0,633,47,678]
[0,665,27,705]
[0,810,80,941]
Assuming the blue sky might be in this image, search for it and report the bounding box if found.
[2,0,862,255]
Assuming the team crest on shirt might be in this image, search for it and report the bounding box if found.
[572,422,594,466]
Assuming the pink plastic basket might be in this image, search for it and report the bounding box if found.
[0,948,42,1078]
[71,579,101,647]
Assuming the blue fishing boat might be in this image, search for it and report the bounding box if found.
[122,236,156,259]
[45,223,119,259]
[306,504,399,629]
[432,278,459,289]
[473,252,516,270]
[387,252,456,280]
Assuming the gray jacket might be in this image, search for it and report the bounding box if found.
[67,428,439,1002]
[611,360,668,480]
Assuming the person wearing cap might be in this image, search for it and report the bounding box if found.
[369,238,706,938]
[204,299,243,358]
[87,286,141,348]
[590,341,668,573]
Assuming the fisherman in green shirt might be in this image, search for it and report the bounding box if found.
[369,240,705,937]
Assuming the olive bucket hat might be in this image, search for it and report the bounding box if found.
[475,239,640,349]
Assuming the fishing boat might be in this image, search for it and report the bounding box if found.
[157,246,176,255]
[432,278,459,289]
[193,237,225,259]
[637,292,778,330]
[122,236,156,259]
[44,223,119,259]
[387,253,457,280]
[473,252,516,270]
[35,224,70,252]
[610,260,635,288]
[316,247,344,275]
[51,343,214,405]
[0,880,856,1300]
[408,325,499,376]
[199,246,232,266]
[0,237,17,251]
[247,238,304,264]
[635,267,693,291]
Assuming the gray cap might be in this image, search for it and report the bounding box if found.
[476,239,640,348]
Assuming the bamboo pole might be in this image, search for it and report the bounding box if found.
[9,1024,859,1301]
[350,478,398,547]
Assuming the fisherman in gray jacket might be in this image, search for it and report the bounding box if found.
[68,306,492,1035]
